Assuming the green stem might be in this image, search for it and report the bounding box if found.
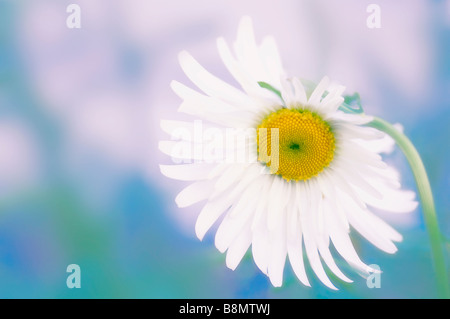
[368,117,450,299]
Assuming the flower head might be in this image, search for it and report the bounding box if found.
[160,16,418,289]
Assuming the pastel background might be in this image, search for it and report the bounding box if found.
[0,0,448,298]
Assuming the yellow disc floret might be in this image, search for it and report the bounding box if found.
[256,108,335,182]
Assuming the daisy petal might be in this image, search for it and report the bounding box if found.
[178,51,253,107]
[267,208,287,287]
[301,181,337,290]
[308,76,330,106]
[195,191,235,240]
[226,225,252,270]
[287,184,310,286]
[175,180,215,208]
[292,77,308,105]
[215,182,261,252]
[160,164,216,181]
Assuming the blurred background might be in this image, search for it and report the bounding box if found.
[0,0,448,298]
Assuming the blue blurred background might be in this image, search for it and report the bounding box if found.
[0,0,448,298]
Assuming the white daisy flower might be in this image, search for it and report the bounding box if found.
[160,16,418,289]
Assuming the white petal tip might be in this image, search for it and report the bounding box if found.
[342,278,353,284]
[321,278,338,290]
[226,260,238,271]
[195,225,206,241]
[216,37,226,49]
[158,141,170,155]
[297,276,311,287]
[385,246,398,254]
[214,233,228,253]
[159,164,170,177]
[239,15,252,25]
[367,267,382,274]
[178,50,190,62]
[174,196,186,208]
[227,265,237,271]
[216,244,227,254]
[269,279,282,288]
[322,280,338,290]
[329,285,338,291]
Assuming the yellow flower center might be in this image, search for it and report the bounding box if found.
[256,108,335,181]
